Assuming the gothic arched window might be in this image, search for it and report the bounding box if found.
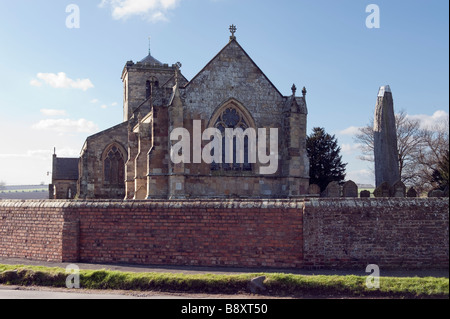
[103,145,125,186]
[211,107,253,172]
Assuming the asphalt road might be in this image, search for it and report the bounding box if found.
[0,285,149,299]
[0,285,262,299]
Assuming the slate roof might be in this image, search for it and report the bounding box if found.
[53,157,79,180]
[140,53,163,65]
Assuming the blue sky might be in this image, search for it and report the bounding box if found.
[0,0,448,186]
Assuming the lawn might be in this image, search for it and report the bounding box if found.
[0,264,448,298]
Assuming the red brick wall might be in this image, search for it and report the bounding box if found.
[1,199,448,270]
[303,198,449,269]
[0,200,304,268]
[0,201,65,262]
[74,200,304,268]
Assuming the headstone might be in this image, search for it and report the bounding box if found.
[406,187,417,198]
[321,181,341,198]
[389,180,406,198]
[373,182,390,198]
[342,180,358,198]
[443,185,449,197]
[360,190,371,198]
[373,85,401,188]
[308,184,321,196]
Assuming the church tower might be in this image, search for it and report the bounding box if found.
[121,42,181,122]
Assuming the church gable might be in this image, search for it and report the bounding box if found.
[186,39,283,98]
[183,39,286,127]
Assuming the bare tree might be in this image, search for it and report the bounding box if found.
[395,112,424,186]
[415,118,449,192]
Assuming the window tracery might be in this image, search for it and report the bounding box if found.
[103,145,125,186]
[211,106,252,172]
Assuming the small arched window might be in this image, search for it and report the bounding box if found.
[146,80,151,99]
[103,145,125,186]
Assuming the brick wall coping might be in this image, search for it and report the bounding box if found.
[1,197,447,210]
[303,197,449,208]
[0,199,305,210]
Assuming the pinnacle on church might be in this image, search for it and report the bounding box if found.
[291,84,297,96]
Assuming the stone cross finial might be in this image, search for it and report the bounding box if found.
[302,87,307,97]
[229,24,237,40]
[291,84,297,96]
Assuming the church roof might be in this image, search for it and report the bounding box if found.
[140,52,163,65]
[53,157,79,181]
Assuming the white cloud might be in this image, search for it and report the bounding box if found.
[341,143,362,154]
[99,0,181,21]
[339,126,362,136]
[406,110,449,130]
[30,79,43,87]
[90,98,99,104]
[40,109,67,116]
[100,102,118,109]
[30,72,94,91]
[31,118,99,133]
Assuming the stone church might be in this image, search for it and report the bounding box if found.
[52,26,310,200]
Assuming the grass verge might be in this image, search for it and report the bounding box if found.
[0,264,448,298]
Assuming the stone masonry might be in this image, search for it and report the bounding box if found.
[77,27,310,199]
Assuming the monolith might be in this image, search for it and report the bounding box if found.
[373,85,400,188]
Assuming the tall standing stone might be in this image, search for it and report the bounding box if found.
[373,85,400,188]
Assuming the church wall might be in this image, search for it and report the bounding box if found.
[171,40,309,198]
[51,180,77,200]
[78,123,129,199]
[1,199,447,270]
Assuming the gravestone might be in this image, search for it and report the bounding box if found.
[308,184,321,196]
[342,180,358,198]
[321,181,341,198]
[406,187,417,198]
[360,190,371,198]
[390,180,406,198]
[373,182,390,198]
[373,85,400,188]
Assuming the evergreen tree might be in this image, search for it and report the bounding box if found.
[307,127,347,191]
[431,149,449,190]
